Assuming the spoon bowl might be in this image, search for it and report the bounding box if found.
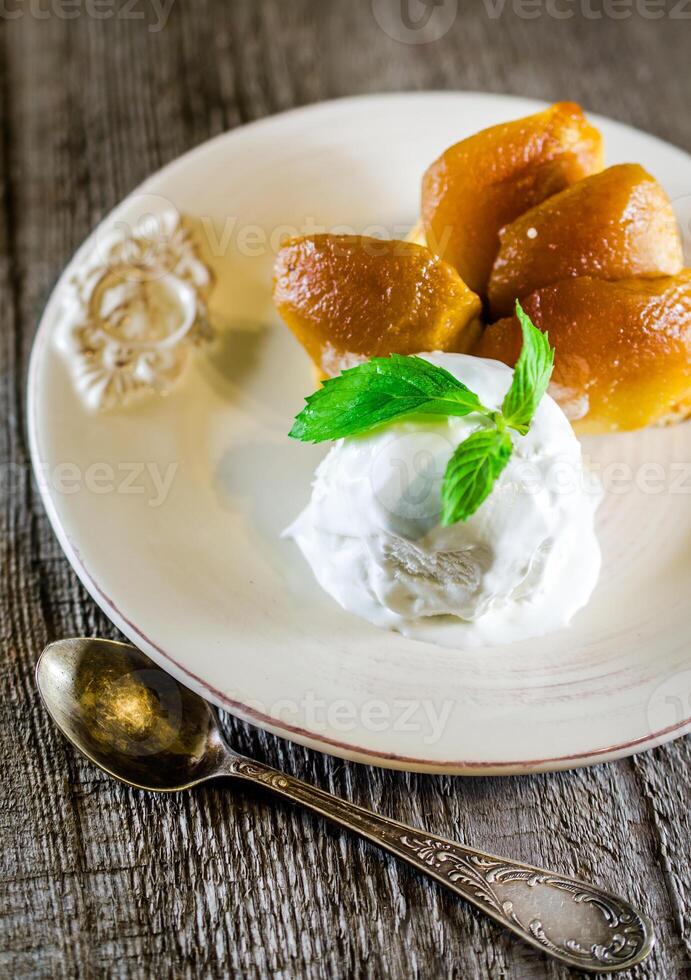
[36,638,226,791]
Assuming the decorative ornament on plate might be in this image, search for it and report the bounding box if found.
[54,207,215,411]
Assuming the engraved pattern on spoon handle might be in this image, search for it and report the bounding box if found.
[226,756,654,974]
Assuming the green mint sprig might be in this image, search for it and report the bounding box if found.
[289,353,485,443]
[439,427,513,526]
[500,302,555,436]
[289,301,554,525]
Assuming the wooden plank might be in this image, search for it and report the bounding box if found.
[0,3,689,978]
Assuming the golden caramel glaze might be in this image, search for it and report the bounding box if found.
[273,235,482,377]
[405,220,427,246]
[488,164,684,317]
[421,102,604,297]
[475,273,691,433]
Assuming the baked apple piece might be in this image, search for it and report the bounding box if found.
[488,164,684,317]
[421,102,604,296]
[475,273,691,433]
[273,235,482,377]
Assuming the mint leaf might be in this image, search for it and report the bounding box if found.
[289,355,489,443]
[501,301,555,436]
[440,427,513,525]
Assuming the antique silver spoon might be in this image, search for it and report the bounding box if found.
[36,637,654,974]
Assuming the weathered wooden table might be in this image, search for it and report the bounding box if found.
[1,2,689,977]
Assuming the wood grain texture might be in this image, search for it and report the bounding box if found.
[0,2,689,978]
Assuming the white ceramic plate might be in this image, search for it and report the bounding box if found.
[28,93,691,774]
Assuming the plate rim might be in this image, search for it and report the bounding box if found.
[27,90,691,775]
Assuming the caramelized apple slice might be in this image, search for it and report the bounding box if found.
[422,102,604,296]
[488,164,684,317]
[475,273,691,433]
[273,235,482,377]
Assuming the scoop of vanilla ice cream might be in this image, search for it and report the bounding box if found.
[287,353,602,648]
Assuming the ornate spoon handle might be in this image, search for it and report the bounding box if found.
[225,755,654,973]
